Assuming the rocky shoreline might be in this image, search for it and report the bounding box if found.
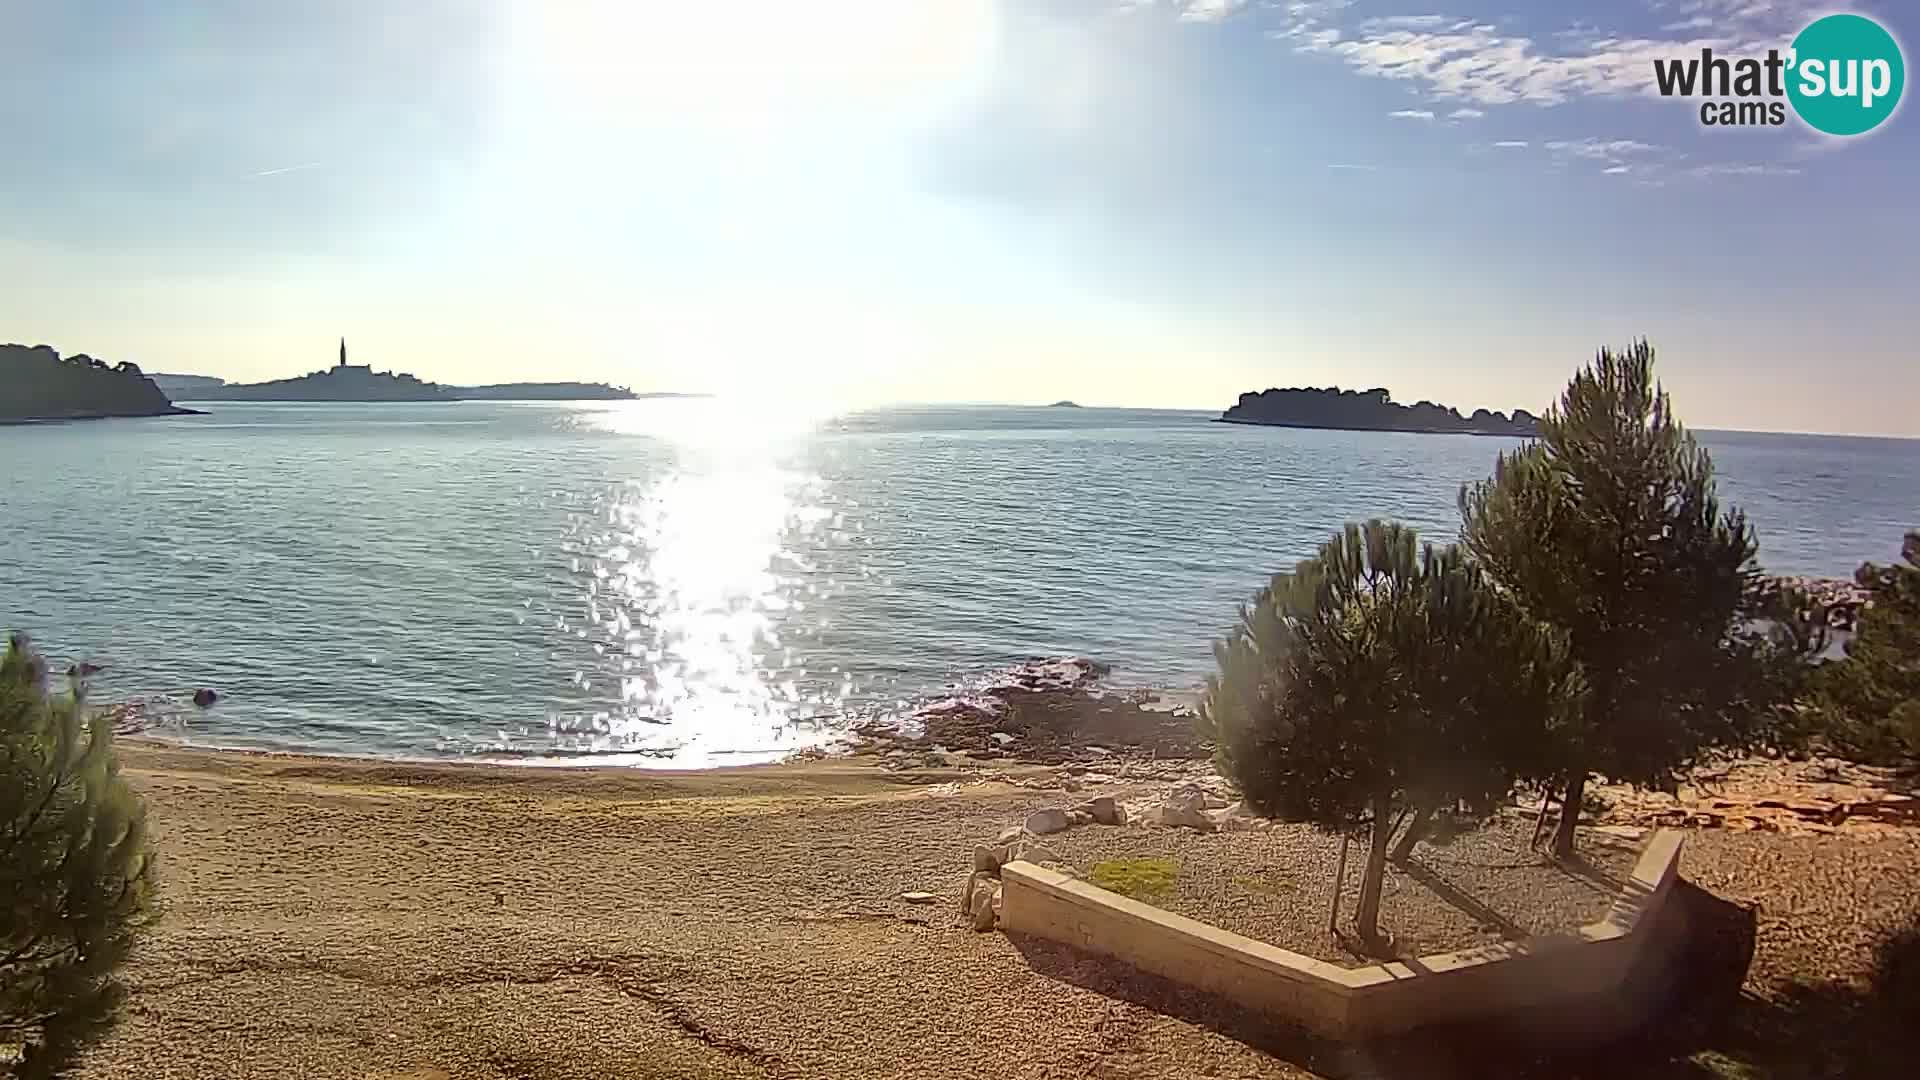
[1758,573,1874,631]
[849,656,1207,767]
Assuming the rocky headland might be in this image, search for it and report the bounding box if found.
[1,343,200,422]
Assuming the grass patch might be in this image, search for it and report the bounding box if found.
[1088,857,1178,901]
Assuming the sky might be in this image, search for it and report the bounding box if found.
[1,0,1915,435]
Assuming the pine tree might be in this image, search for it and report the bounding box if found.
[1459,341,1769,857]
[1814,532,1920,762]
[2,633,154,1076]
[1202,520,1573,950]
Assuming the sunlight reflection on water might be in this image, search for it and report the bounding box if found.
[552,399,844,766]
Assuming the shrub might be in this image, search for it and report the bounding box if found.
[1,633,154,1076]
[1202,520,1574,949]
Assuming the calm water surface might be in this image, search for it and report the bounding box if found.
[3,401,1915,765]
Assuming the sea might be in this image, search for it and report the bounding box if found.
[3,400,1916,767]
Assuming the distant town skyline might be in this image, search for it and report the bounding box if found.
[2,1,1915,436]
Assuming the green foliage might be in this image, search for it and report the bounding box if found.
[1087,858,1178,901]
[2,634,154,1076]
[1458,340,1788,853]
[1201,519,1575,944]
[1203,519,1571,832]
[1811,533,1920,763]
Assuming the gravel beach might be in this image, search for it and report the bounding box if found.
[58,742,1920,1079]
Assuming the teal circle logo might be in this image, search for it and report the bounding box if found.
[1787,14,1905,136]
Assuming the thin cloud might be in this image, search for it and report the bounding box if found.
[1493,140,1530,147]
[1275,0,1824,108]
[1689,162,1804,177]
[1544,138,1661,160]
[1325,163,1379,170]
[1389,109,1436,120]
[1177,0,1249,22]
[1362,14,1451,30]
[1449,107,1485,119]
[251,162,322,178]
[1603,165,1632,174]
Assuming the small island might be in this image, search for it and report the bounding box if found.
[1219,386,1539,436]
[1047,400,1083,409]
[2,343,200,422]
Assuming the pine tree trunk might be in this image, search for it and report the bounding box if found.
[1552,770,1586,858]
[1355,795,1393,949]
[1391,803,1432,861]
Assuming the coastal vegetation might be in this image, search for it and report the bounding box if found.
[1219,385,1539,435]
[1808,531,1920,764]
[1,344,193,422]
[1204,340,1830,949]
[1,635,153,1077]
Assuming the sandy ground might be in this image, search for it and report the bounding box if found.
[64,744,1920,1080]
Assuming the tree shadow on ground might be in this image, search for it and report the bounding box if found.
[1009,880,1918,1079]
[1551,850,1629,894]
[1392,859,1526,939]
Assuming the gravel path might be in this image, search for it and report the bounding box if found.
[1041,814,1642,965]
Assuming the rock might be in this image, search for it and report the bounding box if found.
[1594,824,1648,840]
[1025,808,1071,836]
[960,870,992,915]
[1079,796,1122,825]
[1061,777,1084,793]
[1156,784,1215,832]
[191,688,219,708]
[1067,810,1093,827]
[1206,805,1261,831]
[989,732,1015,746]
[1011,842,1059,866]
[901,891,936,905]
[969,879,1002,931]
[973,845,1004,873]
[995,825,1025,845]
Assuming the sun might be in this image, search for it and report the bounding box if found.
[510,0,1000,126]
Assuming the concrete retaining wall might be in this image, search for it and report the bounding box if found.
[999,828,1684,1040]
